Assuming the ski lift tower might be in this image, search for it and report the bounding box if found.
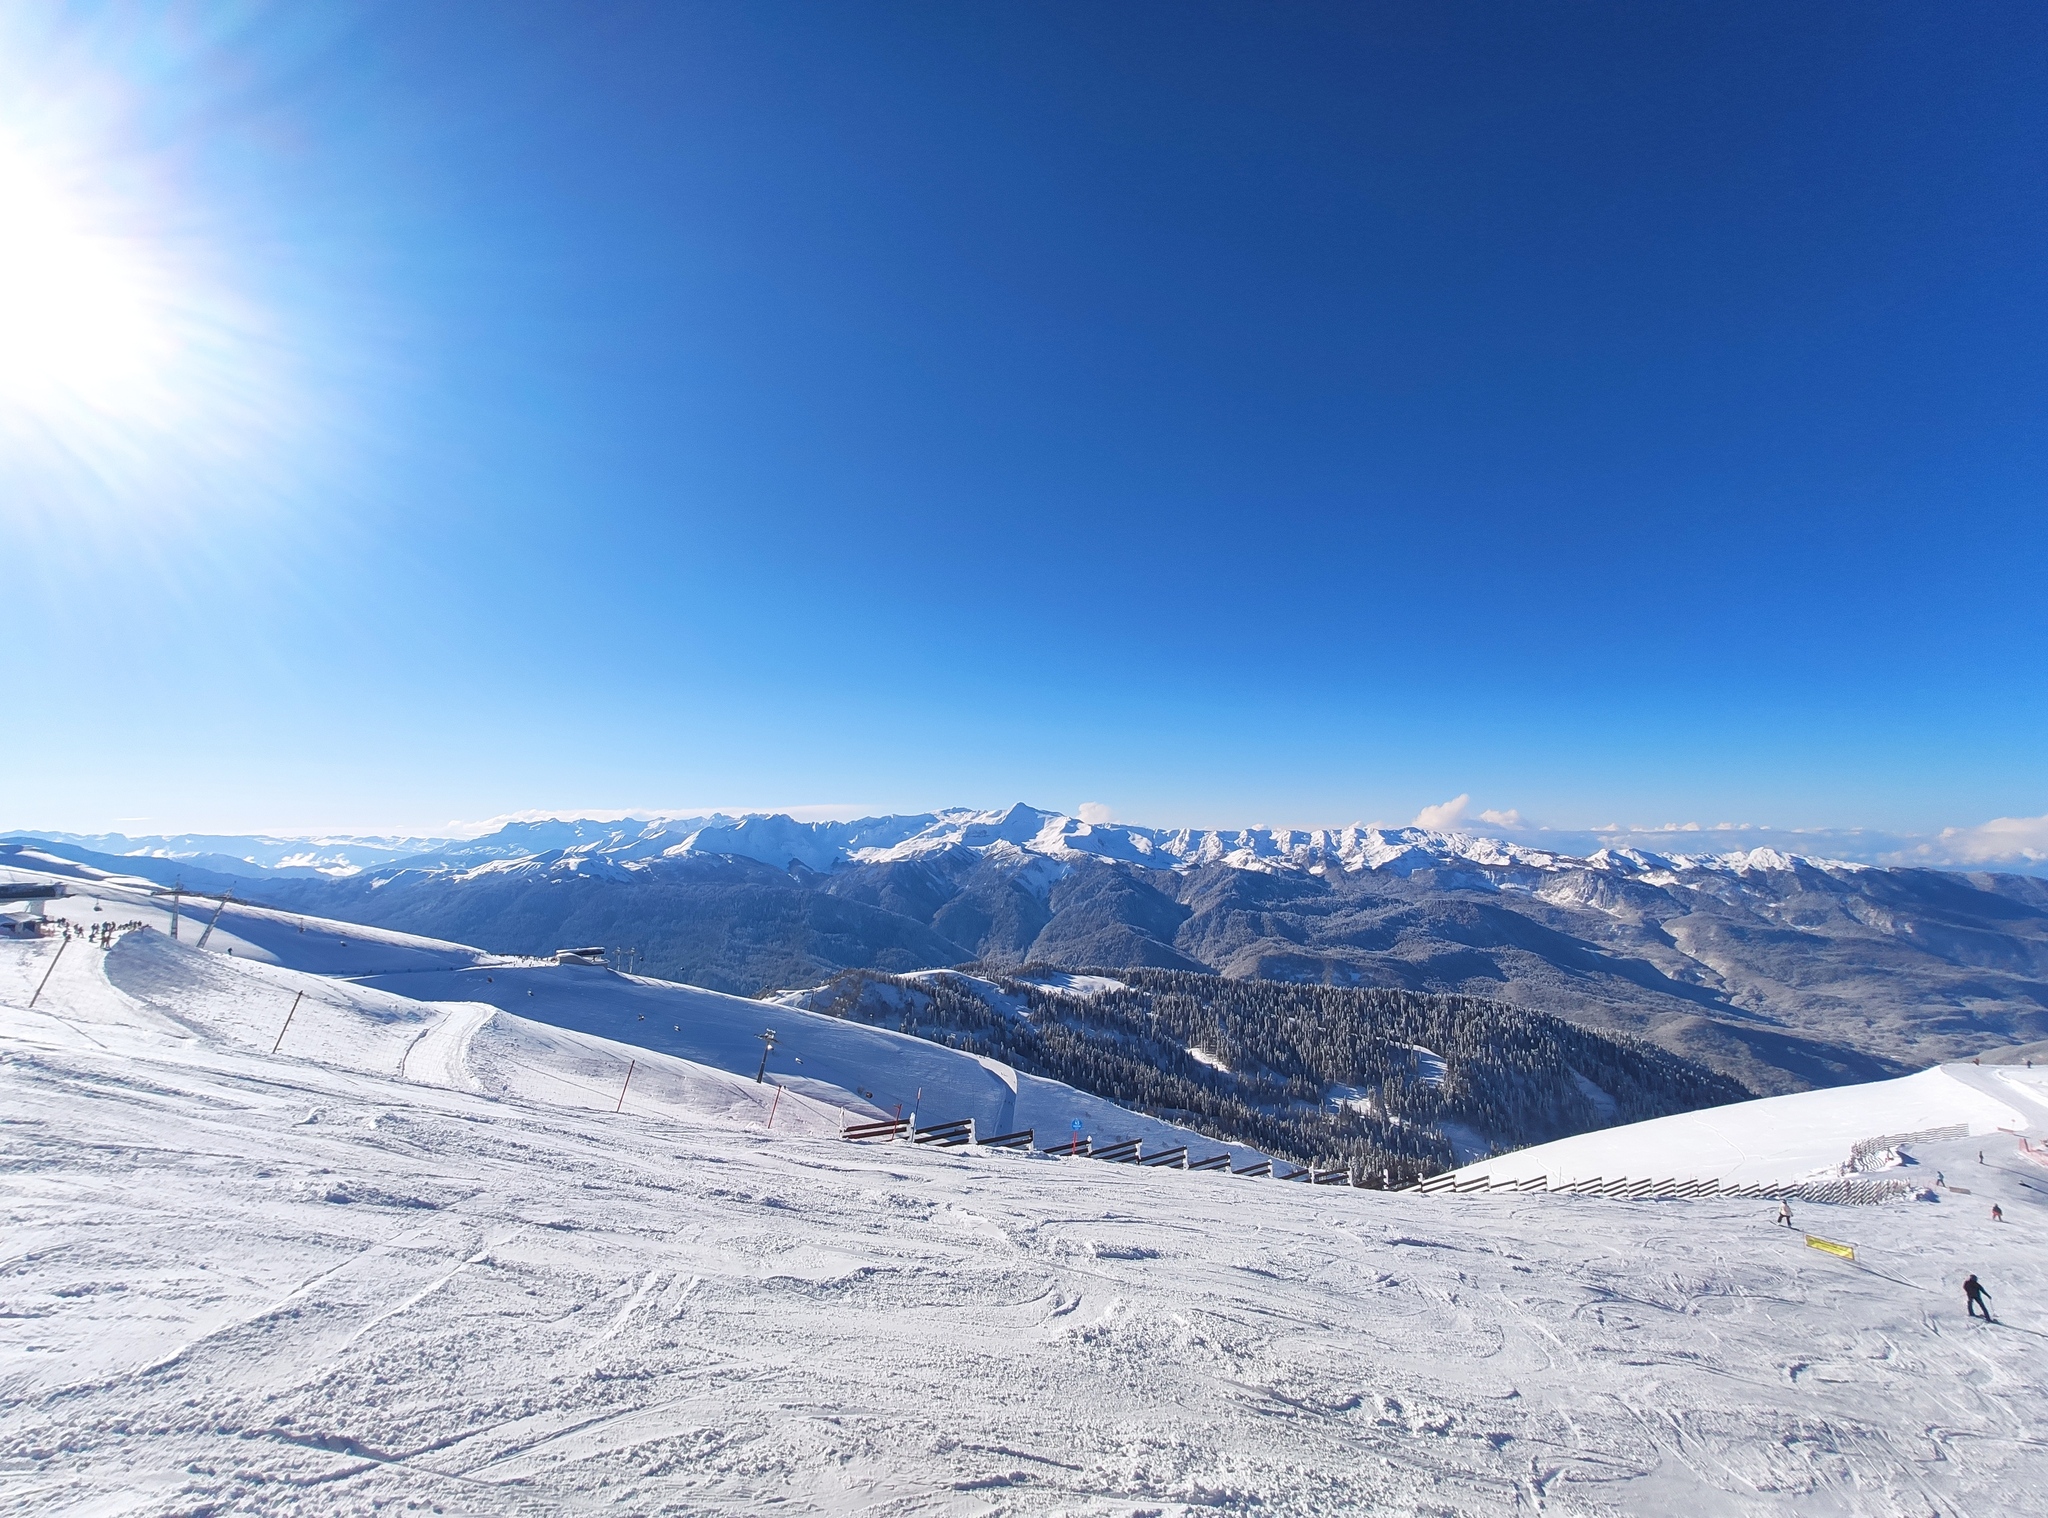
[755,1028,778,1083]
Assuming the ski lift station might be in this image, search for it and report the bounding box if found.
[554,946,607,966]
[0,881,66,936]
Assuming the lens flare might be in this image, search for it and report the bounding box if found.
[0,140,171,415]
[0,108,307,548]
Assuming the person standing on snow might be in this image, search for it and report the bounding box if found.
[1991,1204,2004,1222]
[1777,1199,1793,1228]
[1965,1274,1994,1321]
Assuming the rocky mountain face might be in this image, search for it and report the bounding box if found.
[14,804,2048,1096]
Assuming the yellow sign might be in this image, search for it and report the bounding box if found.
[1804,1234,1855,1262]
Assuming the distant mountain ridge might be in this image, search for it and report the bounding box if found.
[377,803,1879,881]
[10,829,455,878]
[4,804,1887,882]
[16,800,2046,878]
[10,803,2048,1100]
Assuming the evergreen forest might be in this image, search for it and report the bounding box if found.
[809,966,1752,1184]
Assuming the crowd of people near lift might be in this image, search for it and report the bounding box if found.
[62,918,148,947]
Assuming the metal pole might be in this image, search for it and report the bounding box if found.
[196,889,233,950]
[615,1059,636,1113]
[27,937,67,1008]
[271,991,303,1053]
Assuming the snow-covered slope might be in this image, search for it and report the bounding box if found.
[4,861,1268,1164]
[0,846,485,974]
[1440,1060,2048,1189]
[6,905,2048,1513]
[0,914,843,1142]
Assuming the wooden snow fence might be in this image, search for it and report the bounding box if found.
[913,1118,976,1148]
[1399,1171,1918,1205]
[842,1117,909,1142]
[836,1116,1366,1191]
[1847,1123,1967,1171]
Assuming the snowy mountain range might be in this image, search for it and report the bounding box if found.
[0,805,1933,880]
[10,803,2048,1098]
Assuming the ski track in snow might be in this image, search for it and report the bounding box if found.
[3,919,2048,1513]
[401,1002,494,1091]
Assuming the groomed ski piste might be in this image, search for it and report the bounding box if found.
[5,857,2048,1516]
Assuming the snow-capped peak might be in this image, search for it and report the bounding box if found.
[354,804,1874,888]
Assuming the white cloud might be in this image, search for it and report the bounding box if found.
[1078,802,1115,825]
[1889,812,2048,869]
[1412,794,1469,831]
[1475,808,1525,829]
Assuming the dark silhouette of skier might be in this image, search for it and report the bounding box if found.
[1964,1274,1994,1322]
[1991,1204,2004,1222]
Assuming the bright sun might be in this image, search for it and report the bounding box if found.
[0,30,301,530]
[0,143,168,412]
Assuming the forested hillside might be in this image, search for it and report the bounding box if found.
[804,966,1751,1183]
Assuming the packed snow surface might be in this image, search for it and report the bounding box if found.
[5,881,2048,1514]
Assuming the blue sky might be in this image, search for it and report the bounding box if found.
[4,3,2044,852]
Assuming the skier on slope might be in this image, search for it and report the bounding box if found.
[1991,1204,2004,1222]
[1777,1199,1793,1228]
[1964,1274,1994,1322]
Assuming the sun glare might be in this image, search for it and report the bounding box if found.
[0,144,168,411]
